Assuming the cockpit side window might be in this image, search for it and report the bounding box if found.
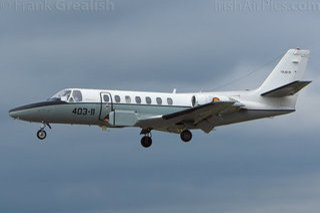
[72,90,82,102]
[63,90,71,100]
[50,90,71,101]
[50,89,83,103]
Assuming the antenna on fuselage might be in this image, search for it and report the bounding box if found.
[211,51,284,91]
[173,88,177,93]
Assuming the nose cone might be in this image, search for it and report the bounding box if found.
[8,104,40,121]
[9,100,66,122]
[9,108,21,119]
[9,101,62,122]
[9,107,30,120]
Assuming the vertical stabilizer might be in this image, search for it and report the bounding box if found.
[258,49,310,94]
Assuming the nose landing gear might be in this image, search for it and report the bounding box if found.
[36,122,51,140]
[37,129,47,140]
[140,128,152,148]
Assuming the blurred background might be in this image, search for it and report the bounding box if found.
[0,0,320,212]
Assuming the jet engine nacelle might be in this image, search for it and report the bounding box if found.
[191,94,211,107]
[191,94,229,107]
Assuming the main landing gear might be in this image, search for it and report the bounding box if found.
[141,135,152,148]
[180,130,192,142]
[139,129,193,148]
[140,129,152,148]
[36,122,51,140]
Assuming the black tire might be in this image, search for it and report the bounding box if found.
[141,136,152,148]
[180,130,192,142]
[37,130,47,140]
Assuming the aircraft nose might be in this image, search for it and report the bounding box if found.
[9,101,54,122]
[9,105,36,121]
[9,108,22,119]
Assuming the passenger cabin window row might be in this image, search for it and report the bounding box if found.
[103,94,174,105]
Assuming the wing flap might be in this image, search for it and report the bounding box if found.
[163,101,235,124]
[136,101,235,133]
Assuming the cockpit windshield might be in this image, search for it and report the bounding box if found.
[50,89,82,102]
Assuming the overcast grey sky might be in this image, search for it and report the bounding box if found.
[1,0,320,212]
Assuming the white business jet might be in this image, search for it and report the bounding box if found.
[9,49,311,148]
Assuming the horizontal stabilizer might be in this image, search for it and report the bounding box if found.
[261,80,311,97]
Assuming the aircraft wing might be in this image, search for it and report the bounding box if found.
[136,101,236,133]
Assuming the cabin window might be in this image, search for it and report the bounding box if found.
[167,97,173,105]
[103,95,110,103]
[146,97,152,104]
[156,97,162,105]
[115,95,121,103]
[125,96,131,103]
[135,96,141,104]
[72,90,82,102]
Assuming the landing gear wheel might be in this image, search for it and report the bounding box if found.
[37,130,47,140]
[141,136,152,148]
[180,130,192,142]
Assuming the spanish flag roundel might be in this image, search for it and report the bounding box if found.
[213,97,220,102]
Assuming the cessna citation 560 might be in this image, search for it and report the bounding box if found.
[9,49,311,148]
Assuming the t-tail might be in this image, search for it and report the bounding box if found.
[257,48,311,108]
